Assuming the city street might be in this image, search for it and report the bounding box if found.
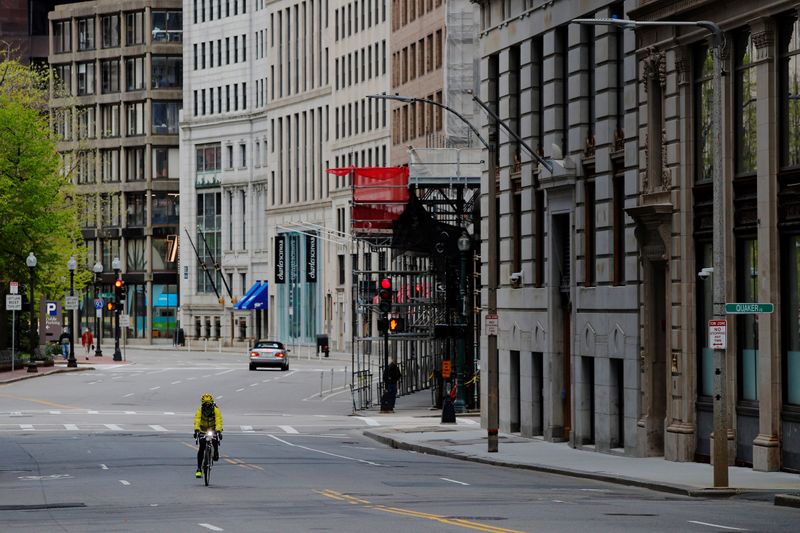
[0,348,797,532]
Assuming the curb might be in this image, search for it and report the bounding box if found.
[363,429,744,498]
[774,494,800,508]
[0,366,94,385]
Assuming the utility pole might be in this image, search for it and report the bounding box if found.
[486,140,499,453]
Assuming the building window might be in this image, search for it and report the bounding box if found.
[239,143,246,168]
[694,45,714,183]
[100,149,120,183]
[783,235,800,405]
[100,103,120,137]
[53,63,71,96]
[127,193,148,227]
[76,150,96,184]
[101,14,119,48]
[696,242,714,397]
[126,147,145,181]
[584,179,596,286]
[612,171,626,285]
[126,102,145,135]
[780,15,800,168]
[734,31,757,175]
[196,192,222,293]
[153,147,179,179]
[152,193,179,225]
[53,20,71,53]
[152,56,182,88]
[737,239,759,402]
[126,57,145,91]
[100,59,120,93]
[152,101,180,135]
[77,17,95,51]
[126,11,144,45]
[53,108,71,141]
[338,254,345,285]
[76,62,95,96]
[76,106,95,139]
[511,179,522,275]
[196,143,222,172]
[535,190,544,287]
[152,11,183,42]
[100,193,121,227]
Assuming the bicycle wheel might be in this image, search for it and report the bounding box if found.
[203,446,212,486]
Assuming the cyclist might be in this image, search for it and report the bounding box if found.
[193,393,223,478]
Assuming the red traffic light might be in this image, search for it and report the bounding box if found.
[106,302,115,311]
[114,279,123,288]
[380,278,391,290]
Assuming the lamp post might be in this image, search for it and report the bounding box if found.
[573,16,727,487]
[26,252,38,373]
[93,261,103,356]
[112,256,122,361]
[455,231,472,413]
[67,256,78,368]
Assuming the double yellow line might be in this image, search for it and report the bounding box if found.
[180,442,264,471]
[316,489,529,533]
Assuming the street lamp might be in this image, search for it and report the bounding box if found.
[455,231,472,413]
[67,256,78,368]
[573,17,728,488]
[93,261,103,356]
[111,256,122,361]
[26,252,38,373]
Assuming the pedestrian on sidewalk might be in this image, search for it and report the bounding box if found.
[381,358,402,413]
[58,328,70,360]
[81,328,94,359]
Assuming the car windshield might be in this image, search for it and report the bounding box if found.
[253,341,283,349]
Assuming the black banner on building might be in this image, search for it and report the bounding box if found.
[306,234,317,283]
[275,235,285,283]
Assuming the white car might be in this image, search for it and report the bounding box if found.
[248,340,290,371]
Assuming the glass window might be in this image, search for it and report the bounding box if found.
[76,106,96,139]
[53,20,71,53]
[152,101,180,134]
[100,103,120,138]
[196,143,222,172]
[152,193,179,225]
[151,56,182,88]
[152,147,179,179]
[100,148,120,183]
[694,45,714,183]
[738,239,759,402]
[196,192,222,294]
[100,193,121,227]
[126,57,144,91]
[126,147,145,181]
[101,15,119,48]
[76,62,96,95]
[77,17,95,50]
[126,11,144,45]
[101,59,120,93]
[735,31,757,174]
[152,11,183,42]
[784,235,800,405]
[697,242,714,397]
[126,193,148,227]
[780,15,800,168]
[127,237,148,270]
[102,239,121,273]
[53,108,72,141]
[53,63,71,96]
[151,283,178,338]
[126,102,145,135]
[77,150,96,184]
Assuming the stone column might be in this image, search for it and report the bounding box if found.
[751,19,781,472]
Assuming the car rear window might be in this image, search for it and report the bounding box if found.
[254,341,283,349]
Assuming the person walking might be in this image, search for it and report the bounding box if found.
[381,358,402,413]
[58,328,70,360]
[81,328,94,359]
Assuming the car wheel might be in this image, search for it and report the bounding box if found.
[281,364,288,371]
[249,363,256,371]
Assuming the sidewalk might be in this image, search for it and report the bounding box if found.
[364,391,800,504]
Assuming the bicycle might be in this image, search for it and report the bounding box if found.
[196,429,218,486]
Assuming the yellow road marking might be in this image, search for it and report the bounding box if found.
[316,489,529,533]
[0,392,76,409]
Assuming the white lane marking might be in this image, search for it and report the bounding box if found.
[440,477,470,486]
[214,369,235,376]
[100,464,108,470]
[268,434,382,466]
[49,410,61,415]
[171,380,181,385]
[186,377,196,381]
[687,521,747,531]
[235,388,245,392]
[149,386,161,391]
[249,383,258,387]
[88,410,99,414]
[124,411,135,414]
[457,418,479,425]
[105,424,123,431]
[164,412,175,415]
[552,500,567,503]
[64,424,78,431]
[216,395,224,400]
[241,425,254,432]
[123,393,134,398]
[279,425,298,434]
[20,424,34,430]
[149,425,168,432]
[146,369,168,375]
[262,379,272,383]
[198,524,224,532]
[119,480,130,486]
[10,411,22,417]
[355,416,380,427]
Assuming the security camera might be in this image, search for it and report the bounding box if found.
[510,271,523,287]
[698,267,714,280]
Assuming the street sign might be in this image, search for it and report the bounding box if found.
[94,298,103,309]
[119,314,130,327]
[724,303,774,314]
[98,292,114,298]
[64,295,79,310]
[485,313,499,336]
[6,294,22,311]
[441,360,452,378]
[9,281,18,294]
[95,308,102,318]
[709,319,727,349]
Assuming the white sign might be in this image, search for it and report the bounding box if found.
[119,314,130,327]
[6,294,22,311]
[64,295,79,310]
[96,308,102,318]
[708,319,727,349]
[485,313,499,336]
[10,281,18,294]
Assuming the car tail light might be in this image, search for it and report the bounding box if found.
[275,352,285,358]
[250,351,259,358]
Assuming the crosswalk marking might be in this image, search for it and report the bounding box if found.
[457,418,479,426]
[149,425,167,432]
[355,417,380,427]
[49,410,61,415]
[64,424,78,431]
[124,411,135,414]
[20,424,33,430]
[164,412,175,415]
[88,410,99,414]
[279,425,299,434]
[241,425,254,432]
[105,424,123,431]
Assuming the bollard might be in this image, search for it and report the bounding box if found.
[204,338,208,352]
[330,368,334,393]
[218,339,222,353]
[320,372,324,398]
[344,365,348,386]
[187,338,191,352]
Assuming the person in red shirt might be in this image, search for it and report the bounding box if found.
[81,328,94,358]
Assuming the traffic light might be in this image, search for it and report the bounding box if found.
[106,301,115,312]
[379,278,392,313]
[116,278,126,301]
[389,317,405,333]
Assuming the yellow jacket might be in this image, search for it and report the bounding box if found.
[194,405,223,432]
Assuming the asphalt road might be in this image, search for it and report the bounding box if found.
[0,348,797,532]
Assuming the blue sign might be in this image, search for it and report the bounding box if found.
[46,302,58,316]
[94,298,104,309]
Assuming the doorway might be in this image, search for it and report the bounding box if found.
[510,350,521,432]
[610,357,625,449]
[647,260,667,455]
[532,352,544,436]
